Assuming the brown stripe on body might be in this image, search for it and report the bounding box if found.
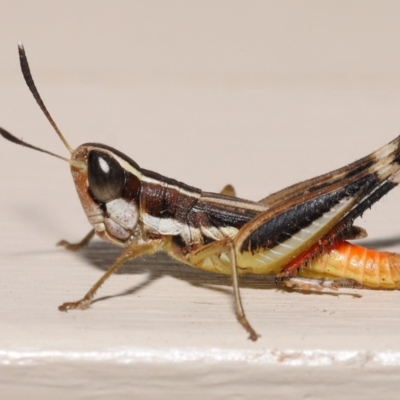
[171,193,265,252]
[140,169,201,223]
[140,168,268,250]
[167,192,266,253]
[120,172,141,201]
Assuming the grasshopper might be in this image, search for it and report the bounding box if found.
[2,44,400,341]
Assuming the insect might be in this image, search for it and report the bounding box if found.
[2,44,400,341]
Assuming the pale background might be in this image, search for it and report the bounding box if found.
[1,1,400,398]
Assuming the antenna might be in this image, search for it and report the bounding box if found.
[18,43,74,154]
[0,126,83,167]
[0,44,84,169]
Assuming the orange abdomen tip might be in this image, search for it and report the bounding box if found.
[302,241,400,289]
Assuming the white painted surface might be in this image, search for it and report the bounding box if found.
[1,1,400,398]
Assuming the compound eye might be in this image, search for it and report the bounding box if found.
[88,151,125,203]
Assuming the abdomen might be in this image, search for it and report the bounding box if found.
[299,241,400,289]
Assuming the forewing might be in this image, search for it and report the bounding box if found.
[235,136,400,274]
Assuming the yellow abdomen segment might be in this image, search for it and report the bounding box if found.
[300,241,400,289]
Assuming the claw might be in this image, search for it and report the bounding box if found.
[59,299,91,311]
